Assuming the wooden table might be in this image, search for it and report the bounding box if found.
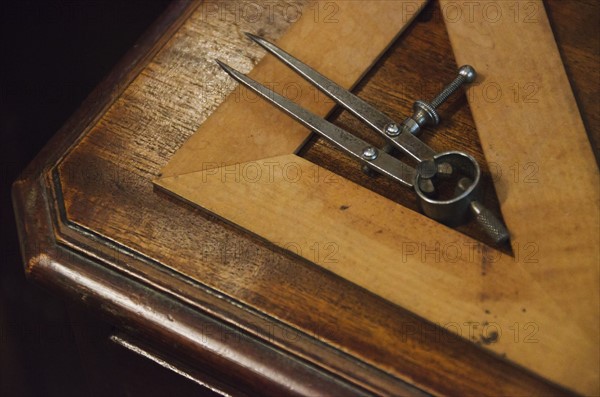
[13,1,598,395]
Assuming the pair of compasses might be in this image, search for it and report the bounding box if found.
[217,33,509,245]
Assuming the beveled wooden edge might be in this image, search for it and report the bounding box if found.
[46,167,426,396]
[13,176,380,397]
[10,1,427,395]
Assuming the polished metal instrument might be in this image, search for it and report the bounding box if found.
[218,33,509,245]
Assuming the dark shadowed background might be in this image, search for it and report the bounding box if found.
[1,1,218,395]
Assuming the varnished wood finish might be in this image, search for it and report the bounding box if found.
[13,0,596,395]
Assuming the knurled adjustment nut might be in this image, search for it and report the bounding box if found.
[412,100,440,127]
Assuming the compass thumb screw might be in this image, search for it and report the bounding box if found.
[402,65,477,135]
[430,65,476,109]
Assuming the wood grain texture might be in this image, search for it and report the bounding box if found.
[160,0,427,178]
[12,0,597,395]
[157,153,596,394]
[442,2,599,393]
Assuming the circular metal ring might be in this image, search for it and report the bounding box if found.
[414,151,481,226]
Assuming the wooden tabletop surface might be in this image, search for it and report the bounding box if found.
[13,1,598,395]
